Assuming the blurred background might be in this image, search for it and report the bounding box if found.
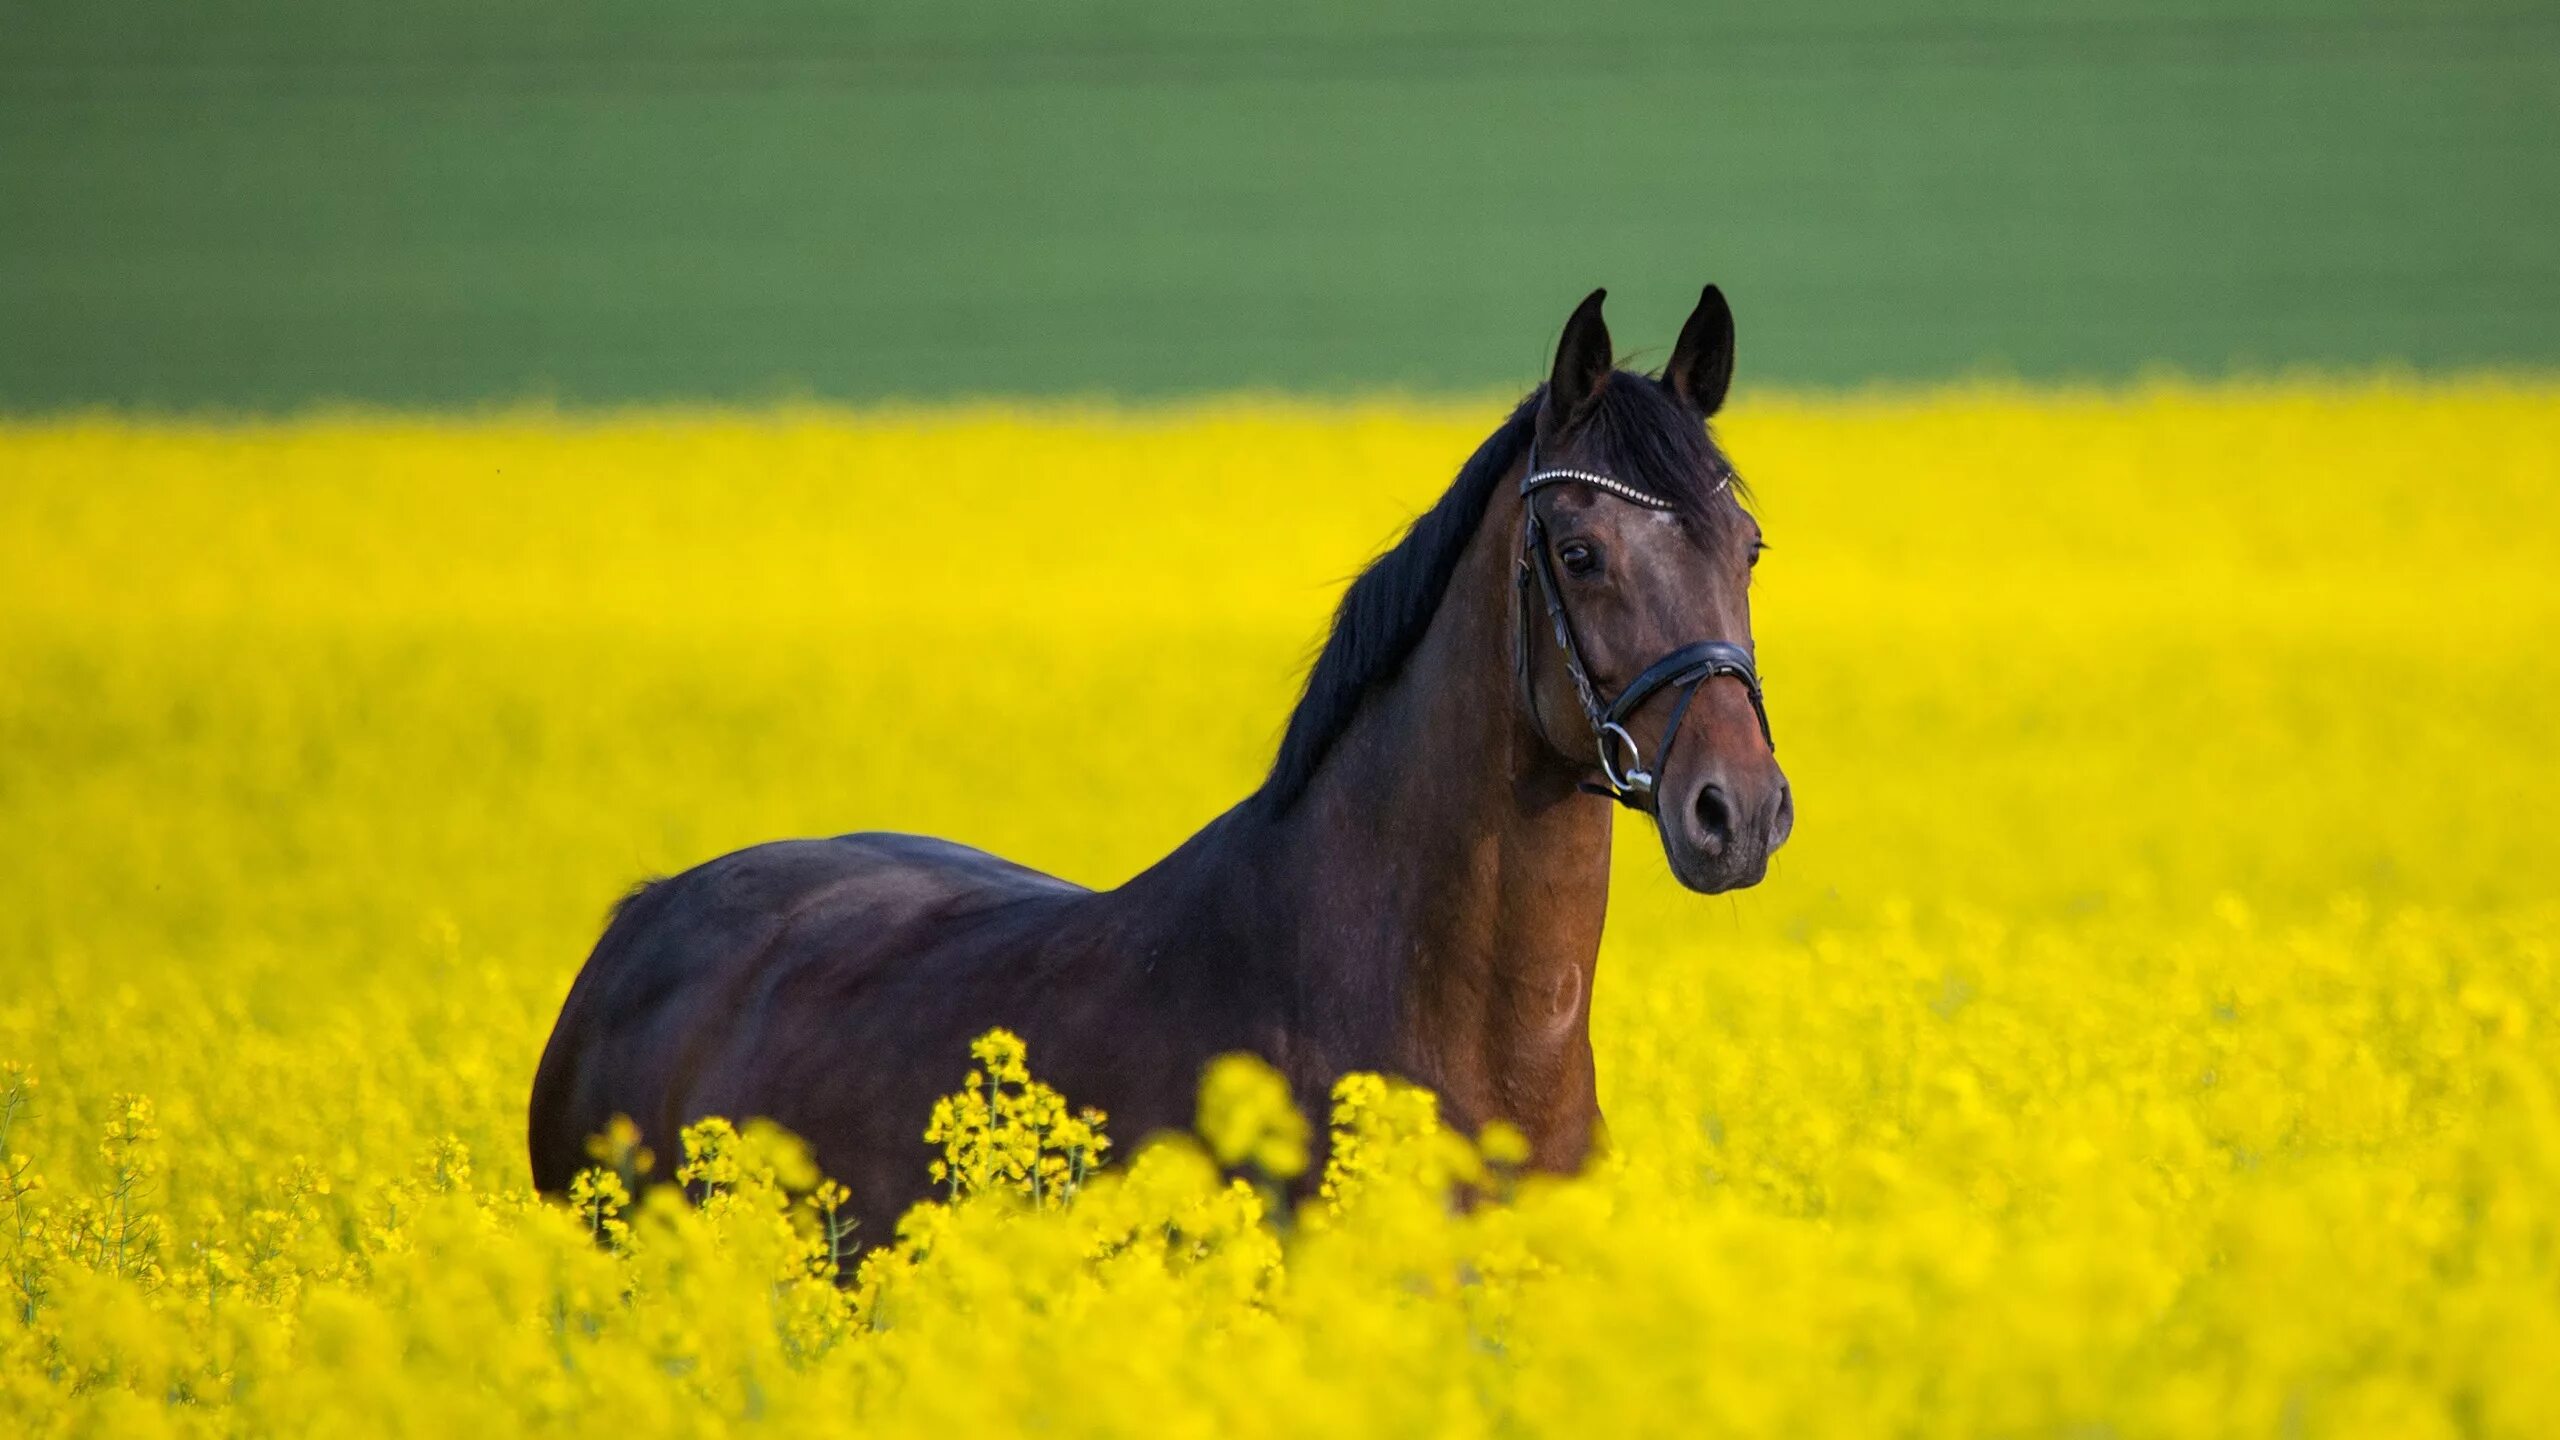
[6,0,2556,411]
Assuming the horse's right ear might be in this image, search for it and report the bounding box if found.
[1540,289,1612,433]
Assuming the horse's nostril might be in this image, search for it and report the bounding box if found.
[1692,784,1734,856]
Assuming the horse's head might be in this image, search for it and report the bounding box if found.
[1519,287,1791,893]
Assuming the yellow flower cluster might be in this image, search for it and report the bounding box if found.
[1,379,2555,1435]
[924,1030,1110,1207]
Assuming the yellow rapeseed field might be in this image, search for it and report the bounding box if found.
[2,380,2556,1436]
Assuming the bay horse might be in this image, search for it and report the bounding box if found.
[527,288,1792,1233]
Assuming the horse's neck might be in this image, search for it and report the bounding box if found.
[1268,483,1613,1161]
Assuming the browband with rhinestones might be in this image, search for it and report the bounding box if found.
[1521,467,1731,508]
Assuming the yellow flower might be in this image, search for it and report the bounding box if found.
[1196,1052,1311,1179]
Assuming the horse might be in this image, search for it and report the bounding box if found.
[526,287,1792,1236]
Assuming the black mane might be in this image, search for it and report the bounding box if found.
[1257,372,1736,810]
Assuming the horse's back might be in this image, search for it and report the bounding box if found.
[526,832,1088,1197]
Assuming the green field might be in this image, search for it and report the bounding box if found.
[6,0,2556,408]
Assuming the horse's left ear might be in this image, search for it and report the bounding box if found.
[1665,284,1736,417]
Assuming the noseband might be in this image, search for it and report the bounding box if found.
[1515,459,1775,813]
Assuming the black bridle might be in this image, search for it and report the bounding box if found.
[1514,458,1775,813]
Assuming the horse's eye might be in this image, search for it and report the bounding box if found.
[1558,540,1600,576]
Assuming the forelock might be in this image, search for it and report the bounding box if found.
[1565,372,1746,528]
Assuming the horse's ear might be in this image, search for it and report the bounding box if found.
[1541,288,1613,432]
[1665,284,1736,417]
